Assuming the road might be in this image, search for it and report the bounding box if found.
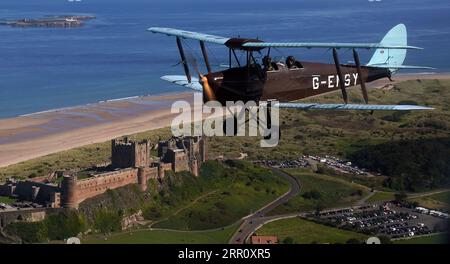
[229,167,301,244]
[408,188,450,199]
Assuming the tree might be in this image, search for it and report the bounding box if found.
[315,203,325,217]
[378,235,392,244]
[282,237,295,244]
[395,191,408,202]
[5,222,48,243]
[302,190,321,200]
[94,209,121,233]
[346,238,362,244]
[45,211,86,240]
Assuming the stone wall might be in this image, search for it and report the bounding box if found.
[61,164,164,208]
[0,180,61,207]
[67,168,138,208]
[0,209,48,228]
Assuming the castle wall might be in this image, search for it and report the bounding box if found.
[139,166,159,181]
[0,184,14,197]
[76,168,138,205]
[11,181,60,205]
[160,162,172,171]
[0,209,46,228]
[168,149,189,172]
[0,208,63,228]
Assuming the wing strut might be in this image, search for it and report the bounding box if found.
[332,48,348,104]
[200,41,212,74]
[353,49,369,104]
[176,37,192,83]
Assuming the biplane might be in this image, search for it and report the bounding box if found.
[148,24,433,123]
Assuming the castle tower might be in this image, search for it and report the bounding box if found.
[199,136,207,162]
[31,186,40,201]
[134,140,151,167]
[61,175,78,208]
[137,167,148,192]
[111,137,151,168]
[190,158,199,177]
[157,162,165,179]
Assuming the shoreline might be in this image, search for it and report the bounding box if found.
[17,91,188,118]
[0,73,449,168]
[4,72,448,120]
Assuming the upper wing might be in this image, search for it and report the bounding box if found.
[274,102,433,111]
[242,42,422,50]
[149,27,422,50]
[148,27,230,45]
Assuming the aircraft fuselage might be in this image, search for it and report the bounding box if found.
[205,61,390,104]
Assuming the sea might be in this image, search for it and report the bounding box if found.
[0,0,449,118]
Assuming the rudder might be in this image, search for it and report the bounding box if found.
[367,24,407,72]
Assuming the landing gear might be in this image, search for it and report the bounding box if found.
[262,101,281,141]
[223,116,238,136]
[221,101,281,140]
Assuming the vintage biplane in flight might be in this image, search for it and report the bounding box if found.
[148,24,433,121]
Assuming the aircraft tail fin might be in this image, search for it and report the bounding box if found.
[367,24,408,73]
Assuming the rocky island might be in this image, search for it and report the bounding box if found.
[0,15,95,28]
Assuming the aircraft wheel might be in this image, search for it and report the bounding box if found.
[263,126,281,141]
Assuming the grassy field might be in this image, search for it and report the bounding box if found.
[83,223,239,244]
[366,191,396,203]
[153,163,289,230]
[268,168,368,215]
[257,217,368,244]
[394,233,448,244]
[428,191,450,203]
[408,191,450,211]
[75,160,289,233]
[0,196,17,204]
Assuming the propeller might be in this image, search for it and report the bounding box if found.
[187,54,216,101]
[353,49,369,104]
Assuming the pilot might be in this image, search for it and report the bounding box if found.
[262,55,274,71]
[286,56,297,69]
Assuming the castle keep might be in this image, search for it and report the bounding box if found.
[0,136,206,209]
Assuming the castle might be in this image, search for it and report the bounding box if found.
[0,136,207,209]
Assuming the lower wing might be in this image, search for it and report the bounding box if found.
[274,102,433,111]
[161,75,433,111]
[161,75,202,91]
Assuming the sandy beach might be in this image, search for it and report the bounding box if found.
[0,92,198,168]
[0,73,449,168]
